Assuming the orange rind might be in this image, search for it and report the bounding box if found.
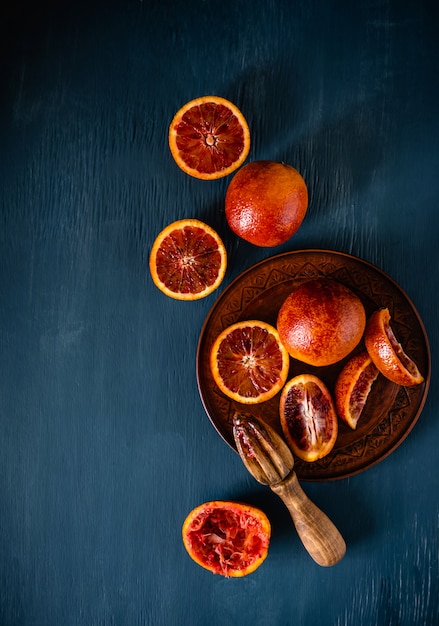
[334,352,379,429]
[277,278,366,367]
[364,308,424,386]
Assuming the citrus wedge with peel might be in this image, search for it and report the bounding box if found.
[169,96,250,180]
[279,374,338,462]
[210,320,290,404]
[364,308,424,386]
[334,352,379,429]
[182,501,271,577]
[149,219,227,300]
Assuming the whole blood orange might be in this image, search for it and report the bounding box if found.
[225,161,308,247]
[279,374,338,462]
[168,96,250,180]
[210,320,290,404]
[182,501,271,577]
[149,219,227,300]
[277,278,366,366]
[334,352,379,429]
[364,308,424,386]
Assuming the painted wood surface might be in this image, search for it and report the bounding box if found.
[1,1,438,625]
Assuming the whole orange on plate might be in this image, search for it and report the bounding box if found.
[168,96,250,180]
[182,501,271,577]
[364,308,424,386]
[277,278,366,366]
[210,320,290,404]
[224,160,308,247]
[279,374,338,462]
[149,219,227,300]
[334,351,379,429]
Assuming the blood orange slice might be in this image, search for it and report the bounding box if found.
[279,374,338,462]
[149,219,227,300]
[168,96,250,180]
[210,320,290,404]
[364,308,424,386]
[334,352,379,429]
[182,501,271,577]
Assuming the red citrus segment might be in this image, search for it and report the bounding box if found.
[182,501,271,577]
[279,375,338,462]
[169,96,250,180]
[364,308,424,386]
[210,321,290,404]
[149,219,227,300]
[334,352,379,429]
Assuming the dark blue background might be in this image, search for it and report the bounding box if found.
[1,1,438,624]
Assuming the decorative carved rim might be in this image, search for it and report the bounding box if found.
[196,250,431,481]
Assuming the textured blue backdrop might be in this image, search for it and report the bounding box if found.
[1,1,438,625]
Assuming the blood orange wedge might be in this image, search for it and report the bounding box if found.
[210,320,290,404]
[334,352,379,429]
[182,501,271,577]
[168,96,250,180]
[149,219,227,300]
[279,374,338,462]
[364,308,424,386]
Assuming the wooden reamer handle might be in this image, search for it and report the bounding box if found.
[270,470,346,567]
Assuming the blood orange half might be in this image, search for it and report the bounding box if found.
[279,374,338,462]
[364,308,424,386]
[334,352,379,429]
[169,96,250,180]
[149,219,227,300]
[210,320,290,404]
[182,501,271,577]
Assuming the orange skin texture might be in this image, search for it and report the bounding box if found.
[225,161,308,247]
[277,278,366,366]
[364,308,424,386]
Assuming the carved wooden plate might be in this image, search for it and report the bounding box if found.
[196,250,430,481]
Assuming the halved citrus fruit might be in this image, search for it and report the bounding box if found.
[334,352,379,429]
[364,308,424,386]
[210,320,290,404]
[149,219,227,300]
[279,374,338,462]
[182,501,271,577]
[168,96,250,180]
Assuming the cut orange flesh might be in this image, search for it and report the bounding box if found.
[210,320,290,404]
[334,352,379,429]
[149,219,227,300]
[364,308,424,386]
[279,374,338,462]
[182,501,271,577]
[169,96,250,180]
